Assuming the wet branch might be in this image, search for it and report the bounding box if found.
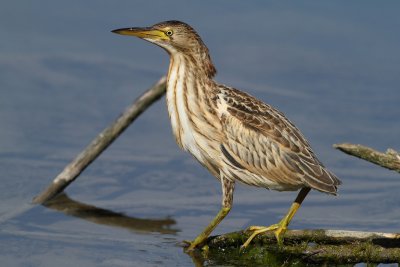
[33,76,167,204]
[334,143,400,173]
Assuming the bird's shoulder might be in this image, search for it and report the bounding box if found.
[213,84,311,154]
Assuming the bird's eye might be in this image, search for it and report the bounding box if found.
[166,30,173,36]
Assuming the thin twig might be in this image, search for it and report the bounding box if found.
[33,76,167,204]
[334,143,400,173]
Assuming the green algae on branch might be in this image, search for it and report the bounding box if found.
[204,229,400,264]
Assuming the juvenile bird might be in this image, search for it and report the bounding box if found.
[112,20,341,251]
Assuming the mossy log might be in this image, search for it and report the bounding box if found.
[203,229,400,264]
[334,143,400,173]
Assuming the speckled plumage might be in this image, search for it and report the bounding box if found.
[113,20,341,250]
[160,21,340,195]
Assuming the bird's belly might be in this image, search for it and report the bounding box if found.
[222,165,302,191]
[182,129,220,170]
[170,104,222,177]
[171,109,215,165]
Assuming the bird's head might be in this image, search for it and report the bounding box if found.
[112,20,216,77]
[112,20,204,54]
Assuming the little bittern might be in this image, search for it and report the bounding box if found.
[112,21,341,251]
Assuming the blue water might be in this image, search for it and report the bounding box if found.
[1,1,399,266]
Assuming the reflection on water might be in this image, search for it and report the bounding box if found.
[44,193,179,234]
[187,247,308,267]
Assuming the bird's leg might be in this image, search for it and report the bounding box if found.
[185,176,235,251]
[241,187,311,249]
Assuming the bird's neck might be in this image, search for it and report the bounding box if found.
[166,53,216,102]
[169,50,216,78]
[165,53,218,153]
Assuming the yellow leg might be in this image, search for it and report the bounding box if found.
[185,177,234,251]
[241,187,311,250]
[185,206,231,251]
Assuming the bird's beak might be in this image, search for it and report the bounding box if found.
[111,27,169,41]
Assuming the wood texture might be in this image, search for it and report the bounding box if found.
[334,143,400,173]
[33,76,167,204]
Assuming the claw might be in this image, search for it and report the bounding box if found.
[240,223,289,250]
[182,239,206,252]
[241,224,280,250]
[185,241,197,251]
[181,240,192,248]
[274,225,287,246]
[240,188,310,250]
[247,225,267,231]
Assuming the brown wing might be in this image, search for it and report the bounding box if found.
[216,86,341,194]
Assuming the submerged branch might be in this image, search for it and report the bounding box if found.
[33,76,167,204]
[205,229,400,264]
[334,143,400,173]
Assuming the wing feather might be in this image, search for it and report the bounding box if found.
[216,86,341,194]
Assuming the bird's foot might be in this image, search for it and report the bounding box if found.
[182,240,197,251]
[182,239,207,252]
[240,223,287,251]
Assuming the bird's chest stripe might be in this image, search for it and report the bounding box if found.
[167,58,204,161]
[167,63,180,131]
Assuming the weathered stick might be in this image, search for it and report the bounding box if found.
[334,143,400,173]
[205,229,400,264]
[33,76,167,204]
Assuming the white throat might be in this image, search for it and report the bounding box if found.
[166,54,204,162]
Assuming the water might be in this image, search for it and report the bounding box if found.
[1,1,400,266]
